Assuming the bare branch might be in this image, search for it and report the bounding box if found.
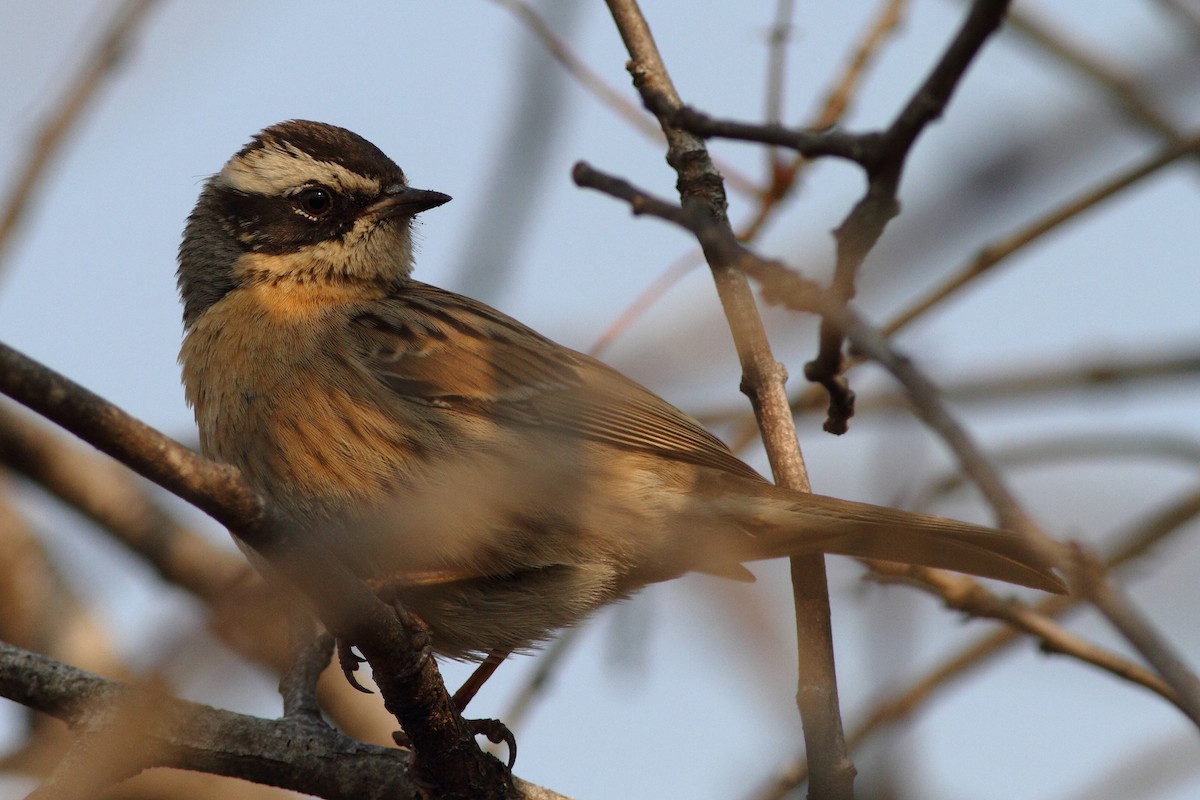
[1151,0,1200,41]
[498,629,578,737]
[0,403,251,602]
[495,0,758,196]
[649,100,876,162]
[809,0,909,131]
[649,1,1016,433]
[834,311,1059,556]
[1006,5,1192,145]
[869,564,1177,700]
[862,348,1200,413]
[590,0,909,358]
[811,0,1014,433]
[279,622,333,721]
[882,131,1200,337]
[1070,546,1200,728]
[0,403,404,746]
[0,639,421,800]
[763,0,797,155]
[493,0,659,139]
[836,316,1200,726]
[753,481,1200,800]
[915,433,1200,509]
[598,2,859,797]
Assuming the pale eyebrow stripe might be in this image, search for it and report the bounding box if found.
[218,141,382,196]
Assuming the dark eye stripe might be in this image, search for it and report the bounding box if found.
[215,187,362,254]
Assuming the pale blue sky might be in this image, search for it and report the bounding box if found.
[2,2,1199,798]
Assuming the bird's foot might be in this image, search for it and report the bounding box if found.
[392,717,517,769]
[336,638,373,694]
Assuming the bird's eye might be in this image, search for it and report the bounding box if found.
[294,186,334,217]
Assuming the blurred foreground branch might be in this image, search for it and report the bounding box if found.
[0,0,160,272]
[0,342,530,798]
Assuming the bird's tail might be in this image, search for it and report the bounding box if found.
[693,484,1064,593]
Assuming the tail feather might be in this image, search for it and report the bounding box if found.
[707,487,1064,593]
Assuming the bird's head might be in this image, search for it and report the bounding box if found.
[177,120,450,327]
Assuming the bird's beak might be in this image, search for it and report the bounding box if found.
[369,184,452,220]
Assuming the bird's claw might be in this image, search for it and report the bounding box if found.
[470,718,517,768]
[336,638,372,694]
[391,718,517,769]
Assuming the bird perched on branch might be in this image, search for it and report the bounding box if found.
[178,120,1062,693]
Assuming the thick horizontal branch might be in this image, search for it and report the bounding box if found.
[0,641,417,800]
[0,343,260,530]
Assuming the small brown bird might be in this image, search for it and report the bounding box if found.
[178,120,1061,670]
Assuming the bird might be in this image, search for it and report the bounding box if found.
[177,120,1062,682]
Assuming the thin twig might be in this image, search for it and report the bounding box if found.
[809,0,1014,434]
[495,0,758,196]
[763,0,796,171]
[835,311,1056,552]
[0,0,160,271]
[655,0,1016,433]
[751,480,1200,800]
[869,563,1175,699]
[882,131,1200,336]
[571,160,1042,540]
[571,165,1197,737]
[915,433,1200,509]
[861,348,1200,413]
[809,0,909,131]
[1071,546,1200,728]
[713,131,1200,447]
[492,0,659,139]
[725,130,1200,452]
[498,629,579,735]
[1005,5,1191,145]
[597,2,853,797]
[591,0,908,356]
[578,45,1200,785]
[1151,0,1200,41]
[808,304,1200,750]
[701,347,1200,429]
[588,248,703,357]
[750,208,1200,770]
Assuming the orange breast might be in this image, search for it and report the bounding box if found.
[180,281,422,516]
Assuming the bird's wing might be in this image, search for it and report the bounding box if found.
[349,281,763,482]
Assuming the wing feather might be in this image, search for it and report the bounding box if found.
[351,281,763,481]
